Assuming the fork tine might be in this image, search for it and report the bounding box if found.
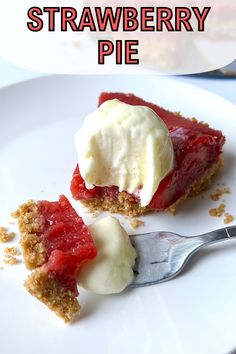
[130,232,175,287]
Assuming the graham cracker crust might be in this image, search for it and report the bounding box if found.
[25,269,80,322]
[81,157,223,217]
[13,201,46,269]
[14,201,81,322]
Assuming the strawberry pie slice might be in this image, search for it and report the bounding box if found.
[71,92,225,216]
[15,195,97,322]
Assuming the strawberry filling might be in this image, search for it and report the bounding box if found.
[37,195,97,294]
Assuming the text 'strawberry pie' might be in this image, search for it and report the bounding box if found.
[71,92,225,216]
[15,195,97,322]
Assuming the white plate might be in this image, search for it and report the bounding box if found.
[0,76,236,354]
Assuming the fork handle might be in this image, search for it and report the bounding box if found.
[197,225,236,246]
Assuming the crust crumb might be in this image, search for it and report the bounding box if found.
[4,246,20,257]
[3,257,19,265]
[208,203,226,217]
[224,213,234,225]
[11,210,20,219]
[25,268,80,322]
[0,227,16,243]
[3,246,21,265]
[92,211,101,218]
[210,186,231,201]
[130,219,145,229]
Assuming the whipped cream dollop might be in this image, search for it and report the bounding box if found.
[75,99,174,207]
[77,216,136,294]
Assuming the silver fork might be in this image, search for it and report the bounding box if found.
[129,226,236,287]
